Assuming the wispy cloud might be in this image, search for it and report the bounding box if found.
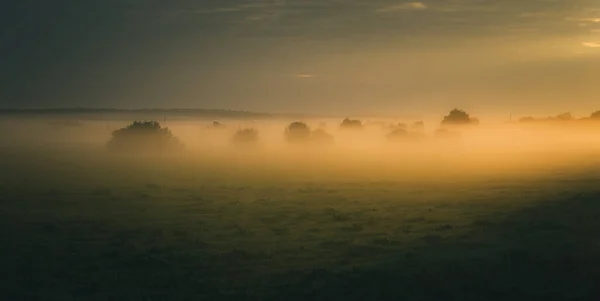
[376,2,428,13]
[565,17,600,24]
[200,3,273,14]
[581,18,600,23]
[294,74,315,79]
[582,42,600,48]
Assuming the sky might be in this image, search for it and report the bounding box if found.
[1,0,599,116]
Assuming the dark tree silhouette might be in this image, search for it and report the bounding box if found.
[386,128,409,140]
[285,122,311,143]
[441,109,479,126]
[519,117,536,123]
[387,128,426,143]
[555,112,573,121]
[212,121,225,128]
[340,118,363,129]
[231,128,259,148]
[591,111,600,120]
[107,121,183,152]
[310,129,335,145]
[520,112,578,123]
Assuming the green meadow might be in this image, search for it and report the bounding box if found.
[1,117,600,300]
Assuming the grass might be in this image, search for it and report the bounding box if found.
[1,148,600,300]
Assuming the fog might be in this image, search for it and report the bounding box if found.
[2,112,600,183]
[3,111,600,301]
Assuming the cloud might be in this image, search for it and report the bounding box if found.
[566,17,600,24]
[295,74,315,79]
[582,42,600,48]
[376,2,428,13]
[582,18,600,23]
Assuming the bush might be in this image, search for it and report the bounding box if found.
[231,128,259,147]
[285,122,311,143]
[107,121,183,153]
[340,118,363,129]
[441,109,479,126]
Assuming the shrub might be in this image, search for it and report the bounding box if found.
[340,118,363,129]
[285,122,311,143]
[107,121,183,153]
[231,128,259,147]
[441,109,479,126]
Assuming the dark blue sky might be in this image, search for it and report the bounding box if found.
[1,0,599,115]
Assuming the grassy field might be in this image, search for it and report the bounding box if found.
[1,117,600,300]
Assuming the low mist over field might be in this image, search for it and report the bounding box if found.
[1,108,600,301]
[2,109,600,176]
[2,111,600,300]
[2,0,600,299]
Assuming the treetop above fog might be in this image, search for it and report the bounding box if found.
[107,121,183,153]
[441,109,479,126]
[340,118,363,129]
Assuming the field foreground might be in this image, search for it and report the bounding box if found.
[1,148,600,300]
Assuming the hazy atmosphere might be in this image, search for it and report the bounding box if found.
[2,1,600,300]
[2,0,599,114]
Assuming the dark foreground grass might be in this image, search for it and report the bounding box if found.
[1,149,600,300]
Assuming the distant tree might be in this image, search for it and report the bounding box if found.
[340,118,363,129]
[591,111,600,120]
[310,129,335,145]
[107,121,183,153]
[519,116,536,123]
[231,128,259,148]
[521,112,576,123]
[411,121,425,130]
[212,121,225,128]
[285,122,311,143]
[387,127,426,143]
[441,109,479,126]
[555,112,573,121]
[386,128,409,140]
